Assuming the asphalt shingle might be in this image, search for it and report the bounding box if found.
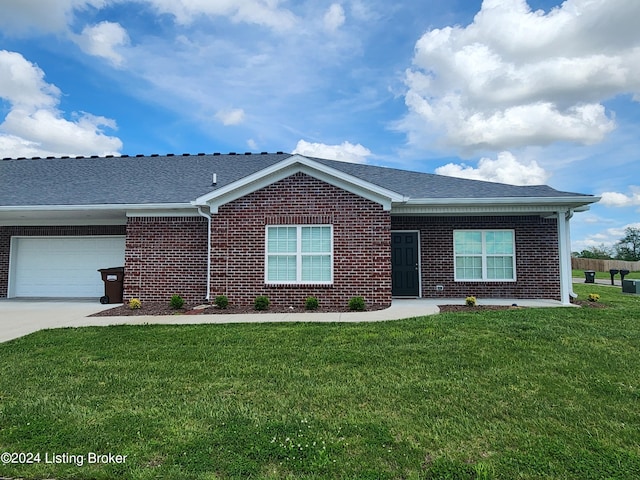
[0,153,591,207]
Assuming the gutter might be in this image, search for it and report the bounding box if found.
[196,206,212,301]
[0,203,195,212]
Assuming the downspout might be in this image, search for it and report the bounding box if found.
[557,208,575,305]
[197,206,212,301]
[566,209,578,300]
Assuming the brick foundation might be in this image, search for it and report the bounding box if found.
[391,215,561,300]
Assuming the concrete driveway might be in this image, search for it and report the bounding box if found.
[0,299,115,343]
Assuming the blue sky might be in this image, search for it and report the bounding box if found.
[0,0,639,250]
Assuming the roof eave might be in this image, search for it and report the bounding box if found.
[392,195,600,215]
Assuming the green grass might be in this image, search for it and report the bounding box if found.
[1,283,639,479]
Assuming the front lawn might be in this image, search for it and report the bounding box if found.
[1,283,639,479]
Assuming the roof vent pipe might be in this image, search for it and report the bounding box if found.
[212,173,217,186]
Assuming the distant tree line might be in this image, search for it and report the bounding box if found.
[573,227,640,261]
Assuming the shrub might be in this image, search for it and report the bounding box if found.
[348,296,366,311]
[214,295,229,309]
[588,293,601,302]
[254,295,270,311]
[305,296,319,310]
[169,294,185,310]
[465,296,477,307]
[128,298,142,310]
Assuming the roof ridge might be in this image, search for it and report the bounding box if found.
[1,151,290,161]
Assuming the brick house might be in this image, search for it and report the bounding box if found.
[0,153,598,307]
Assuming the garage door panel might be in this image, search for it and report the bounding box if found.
[12,237,126,298]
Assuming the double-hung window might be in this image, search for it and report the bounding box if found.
[454,230,516,281]
[266,225,333,284]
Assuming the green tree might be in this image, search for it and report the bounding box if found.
[575,244,613,259]
[614,227,640,261]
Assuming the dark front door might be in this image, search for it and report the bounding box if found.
[391,232,420,296]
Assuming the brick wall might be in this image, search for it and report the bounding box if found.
[0,225,126,298]
[391,216,561,300]
[123,216,208,303]
[210,172,392,309]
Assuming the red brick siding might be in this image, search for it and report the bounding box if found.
[0,225,126,298]
[391,216,561,300]
[123,216,208,303]
[210,172,392,309]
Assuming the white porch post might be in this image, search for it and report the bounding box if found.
[557,209,574,305]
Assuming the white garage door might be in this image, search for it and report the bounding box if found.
[11,237,126,298]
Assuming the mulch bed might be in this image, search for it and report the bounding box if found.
[91,300,607,317]
[90,302,376,317]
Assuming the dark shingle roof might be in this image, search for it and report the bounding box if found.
[314,157,586,199]
[0,152,592,207]
[0,153,288,206]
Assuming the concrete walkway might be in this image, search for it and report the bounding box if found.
[0,297,570,343]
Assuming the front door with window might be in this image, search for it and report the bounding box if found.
[391,232,420,296]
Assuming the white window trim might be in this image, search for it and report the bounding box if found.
[265,225,334,285]
[453,229,517,282]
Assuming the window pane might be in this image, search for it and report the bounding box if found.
[486,231,514,255]
[267,227,296,253]
[302,226,331,253]
[454,231,482,254]
[455,256,482,279]
[302,255,331,282]
[487,256,514,280]
[267,255,297,281]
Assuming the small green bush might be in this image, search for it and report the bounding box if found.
[214,295,229,309]
[254,295,270,311]
[465,296,477,307]
[348,296,366,311]
[305,296,319,310]
[169,294,185,310]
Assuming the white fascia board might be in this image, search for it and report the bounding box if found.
[392,195,599,215]
[193,154,406,212]
[0,203,194,212]
[0,203,196,224]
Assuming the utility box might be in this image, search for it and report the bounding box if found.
[622,279,640,294]
[98,267,125,304]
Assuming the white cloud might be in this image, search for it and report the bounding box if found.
[0,50,121,158]
[323,3,345,32]
[293,140,372,164]
[0,0,106,34]
[435,151,550,185]
[215,108,245,126]
[577,222,640,249]
[143,0,297,31]
[75,21,129,67]
[0,50,60,108]
[0,0,297,37]
[600,187,640,207]
[400,0,640,153]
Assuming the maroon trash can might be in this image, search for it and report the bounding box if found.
[98,267,125,304]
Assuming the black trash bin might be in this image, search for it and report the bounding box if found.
[584,270,596,283]
[98,267,125,304]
